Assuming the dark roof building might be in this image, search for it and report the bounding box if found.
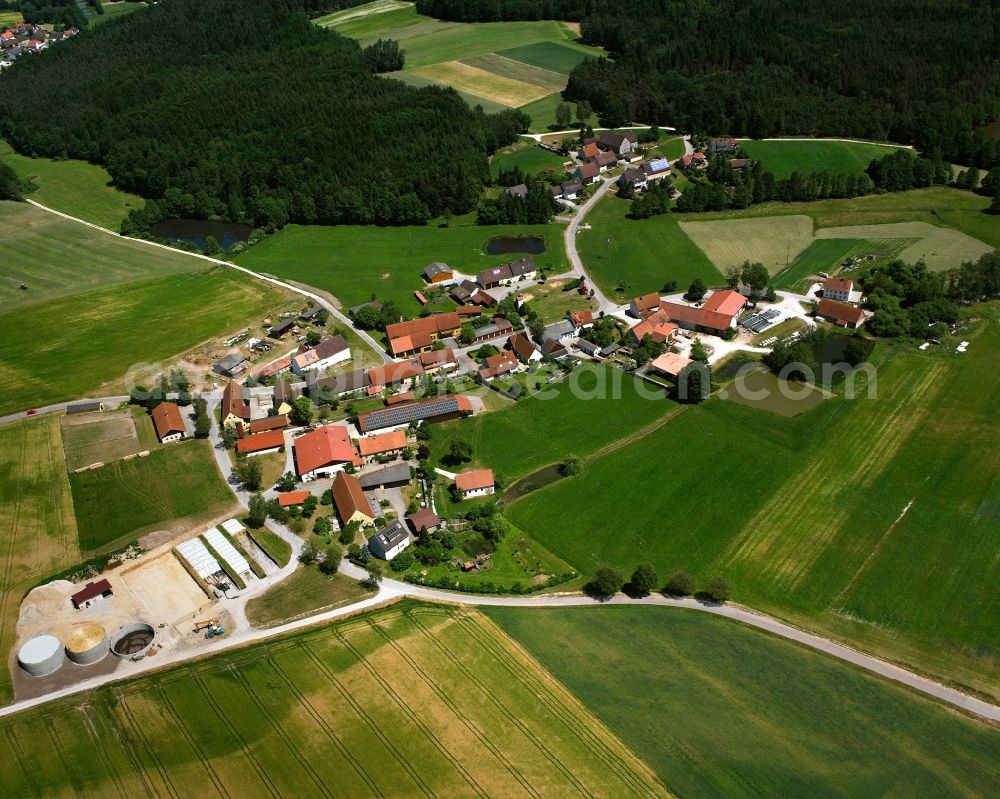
[407,508,440,533]
[504,183,529,199]
[358,462,412,490]
[267,319,296,338]
[358,395,473,433]
[70,579,113,609]
[214,353,249,377]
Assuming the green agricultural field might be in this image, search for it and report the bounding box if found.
[385,69,507,111]
[246,565,373,628]
[462,53,568,93]
[510,311,1000,702]
[234,221,567,315]
[0,603,670,797]
[60,410,143,471]
[0,202,204,307]
[69,438,238,553]
[740,139,908,179]
[0,9,22,26]
[815,221,993,272]
[0,266,287,417]
[490,140,570,179]
[429,364,677,480]
[0,142,143,229]
[680,214,815,275]
[0,416,79,705]
[489,606,1000,799]
[771,238,913,292]
[498,40,596,75]
[518,92,567,132]
[578,194,723,298]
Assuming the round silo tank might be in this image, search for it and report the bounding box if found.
[65,622,109,666]
[18,634,64,677]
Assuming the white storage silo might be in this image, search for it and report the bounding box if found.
[17,634,64,677]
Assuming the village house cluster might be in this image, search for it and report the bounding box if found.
[0,21,77,67]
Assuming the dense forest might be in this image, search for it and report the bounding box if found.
[0,0,525,229]
[417,0,1000,169]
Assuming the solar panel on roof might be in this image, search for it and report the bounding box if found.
[361,397,462,432]
[649,158,669,171]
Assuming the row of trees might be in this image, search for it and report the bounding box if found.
[15,0,87,29]
[584,564,733,602]
[476,179,558,225]
[0,0,528,230]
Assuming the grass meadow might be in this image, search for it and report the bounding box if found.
[246,566,373,628]
[0,416,79,705]
[578,194,723,297]
[771,237,913,291]
[428,364,678,480]
[0,267,287,416]
[0,142,143,229]
[0,9,22,27]
[490,140,570,180]
[489,606,1000,799]
[739,139,908,179]
[509,310,1000,701]
[89,1,146,26]
[518,92,567,132]
[233,220,567,315]
[69,438,238,553]
[0,203,200,307]
[0,603,670,798]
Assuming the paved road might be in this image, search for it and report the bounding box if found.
[0,395,129,426]
[563,175,620,314]
[24,200,391,364]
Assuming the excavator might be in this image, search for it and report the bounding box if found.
[193,617,220,633]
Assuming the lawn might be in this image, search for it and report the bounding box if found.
[490,140,570,180]
[233,220,567,315]
[428,364,677,480]
[69,438,238,553]
[61,409,142,471]
[815,222,993,272]
[577,194,723,298]
[0,201,200,307]
[0,266,288,416]
[739,139,908,179]
[0,416,79,705]
[0,142,143,230]
[246,565,372,628]
[771,237,914,292]
[0,603,669,797]
[518,278,596,323]
[509,312,1000,702]
[488,606,1000,799]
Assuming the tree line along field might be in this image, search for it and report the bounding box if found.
[0,603,670,798]
[0,141,144,231]
[0,416,79,706]
[427,364,678,480]
[508,310,1000,702]
[0,202,203,307]
[0,265,289,417]
[738,139,909,179]
[233,220,567,315]
[70,438,239,554]
[321,2,602,130]
[488,606,1000,799]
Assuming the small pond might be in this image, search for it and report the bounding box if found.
[150,218,252,251]
[485,235,545,255]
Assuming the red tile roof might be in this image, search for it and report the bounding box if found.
[294,425,359,475]
[236,429,285,454]
[249,415,289,434]
[278,490,311,507]
[701,289,747,318]
[357,429,408,457]
[386,391,415,406]
[332,471,372,523]
[659,301,735,333]
[385,312,461,343]
[569,309,594,327]
[222,380,250,420]
[823,277,853,293]
[455,469,494,492]
[581,143,600,159]
[651,352,694,377]
[70,579,112,607]
[577,162,599,180]
[817,298,865,326]
[368,360,425,387]
[151,402,184,439]
[479,350,518,379]
[631,292,661,314]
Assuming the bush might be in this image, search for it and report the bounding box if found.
[626,564,658,598]
[313,516,332,536]
[664,570,696,596]
[390,551,414,571]
[704,575,734,603]
[583,567,624,600]
[299,539,318,564]
[318,542,343,574]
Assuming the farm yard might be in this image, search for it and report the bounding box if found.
[0,142,144,230]
[578,195,722,298]
[739,139,908,179]
[0,202,204,307]
[0,603,670,799]
[319,1,602,130]
[0,266,289,416]
[0,416,79,706]
[233,220,567,315]
[489,606,1000,799]
[509,313,1000,703]
[69,438,238,554]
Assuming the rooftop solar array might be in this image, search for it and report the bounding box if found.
[649,158,670,171]
[360,397,461,432]
[204,529,251,575]
[739,308,781,333]
[176,538,221,579]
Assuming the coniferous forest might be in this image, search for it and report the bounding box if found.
[0,0,528,229]
[417,0,1000,169]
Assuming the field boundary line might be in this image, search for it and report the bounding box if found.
[365,615,543,799]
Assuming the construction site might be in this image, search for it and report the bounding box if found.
[9,518,277,700]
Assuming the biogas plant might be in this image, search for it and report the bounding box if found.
[17,620,157,680]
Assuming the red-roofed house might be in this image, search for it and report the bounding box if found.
[278,490,311,507]
[221,380,251,429]
[478,350,519,380]
[332,471,373,526]
[367,360,425,389]
[651,352,694,378]
[817,298,866,329]
[568,309,594,332]
[629,292,661,318]
[70,579,113,609]
[629,309,679,345]
[236,429,285,456]
[294,425,360,481]
[580,142,600,160]
[357,429,409,463]
[701,289,747,319]
[822,277,854,302]
[151,402,185,443]
[575,162,600,184]
[455,469,495,499]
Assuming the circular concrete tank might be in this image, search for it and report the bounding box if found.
[18,634,64,677]
[110,623,155,660]
[65,622,108,666]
